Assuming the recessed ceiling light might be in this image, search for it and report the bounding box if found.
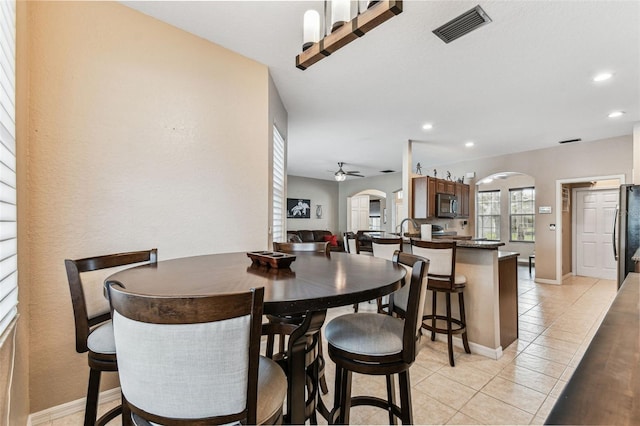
[465,141,474,147]
[608,111,625,118]
[422,123,433,130]
[593,72,613,82]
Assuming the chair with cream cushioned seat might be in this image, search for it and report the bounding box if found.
[107,283,287,425]
[325,251,429,425]
[269,240,331,422]
[410,239,471,366]
[343,232,360,255]
[343,232,363,312]
[64,249,158,426]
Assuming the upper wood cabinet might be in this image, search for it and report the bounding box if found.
[455,182,470,218]
[412,176,469,219]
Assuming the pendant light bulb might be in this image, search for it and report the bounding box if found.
[331,0,351,32]
[302,10,321,51]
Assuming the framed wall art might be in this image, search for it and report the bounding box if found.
[287,198,311,218]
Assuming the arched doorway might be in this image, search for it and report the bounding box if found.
[347,189,387,233]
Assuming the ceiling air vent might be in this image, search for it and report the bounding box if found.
[558,138,582,144]
[433,5,492,44]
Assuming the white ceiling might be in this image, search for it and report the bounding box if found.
[122,0,640,181]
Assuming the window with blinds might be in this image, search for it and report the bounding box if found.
[272,126,285,243]
[510,187,536,242]
[477,190,501,241]
[0,0,17,338]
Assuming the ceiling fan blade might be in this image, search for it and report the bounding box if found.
[345,170,360,174]
[348,173,365,177]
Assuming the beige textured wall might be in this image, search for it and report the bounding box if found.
[25,1,270,413]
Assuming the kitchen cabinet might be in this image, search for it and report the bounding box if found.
[455,182,470,218]
[412,176,470,219]
[435,179,456,195]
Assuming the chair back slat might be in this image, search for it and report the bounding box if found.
[108,283,264,425]
[273,241,330,257]
[391,251,429,364]
[343,232,359,254]
[410,240,457,290]
[371,237,403,260]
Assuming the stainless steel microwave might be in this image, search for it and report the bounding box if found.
[436,193,458,218]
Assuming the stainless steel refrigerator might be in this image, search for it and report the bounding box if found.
[615,184,640,288]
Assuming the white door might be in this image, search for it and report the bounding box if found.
[350,195,370,232]
[576,189,618,279]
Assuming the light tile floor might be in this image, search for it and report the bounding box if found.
[48,265,617,425]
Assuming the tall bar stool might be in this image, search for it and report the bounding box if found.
[411,239,471,366]
[325,251,429,424]
[343,232,363,312]
[372,237,403,313]
[267,241,331,422]
[107,284,287,425]
[65,249,157,426]
[343,232,359,254]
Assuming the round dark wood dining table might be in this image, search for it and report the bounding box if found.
[105,251,406,424]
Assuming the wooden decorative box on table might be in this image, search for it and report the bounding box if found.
[246,251,297,269]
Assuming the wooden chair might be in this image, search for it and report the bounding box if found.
[343,232,363,311]
[411,239,471,366]
[325,251,429,425]
[273,241,330,256]
[268,240,331,421]
[107,283,287,425]
[371,237,403,313]
[64,249,157,426]
[343,232,359,254]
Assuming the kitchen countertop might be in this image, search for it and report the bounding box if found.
[411,238,505,250]
[362,232,505,250]
[498,251,520,260]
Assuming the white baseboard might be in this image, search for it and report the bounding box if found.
[535,277,561,285]
[28,387,121,425]
[429,333,503,360]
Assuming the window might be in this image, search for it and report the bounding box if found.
[272,126,285,243]
[476,191,500,240]
[510,187,535,242]
[0,0,17,337]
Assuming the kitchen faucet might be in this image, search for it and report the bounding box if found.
[397,218,420,235]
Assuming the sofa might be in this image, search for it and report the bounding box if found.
[286,230,344,252]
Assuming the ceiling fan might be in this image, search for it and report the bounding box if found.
[334,162,364,181]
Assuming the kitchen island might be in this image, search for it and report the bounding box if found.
[414,238,518,359]
[362,233,519,358]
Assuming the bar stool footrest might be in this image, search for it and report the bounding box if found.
[351,396,402,418]
[96,404,122,426]
[421,315,466,335]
